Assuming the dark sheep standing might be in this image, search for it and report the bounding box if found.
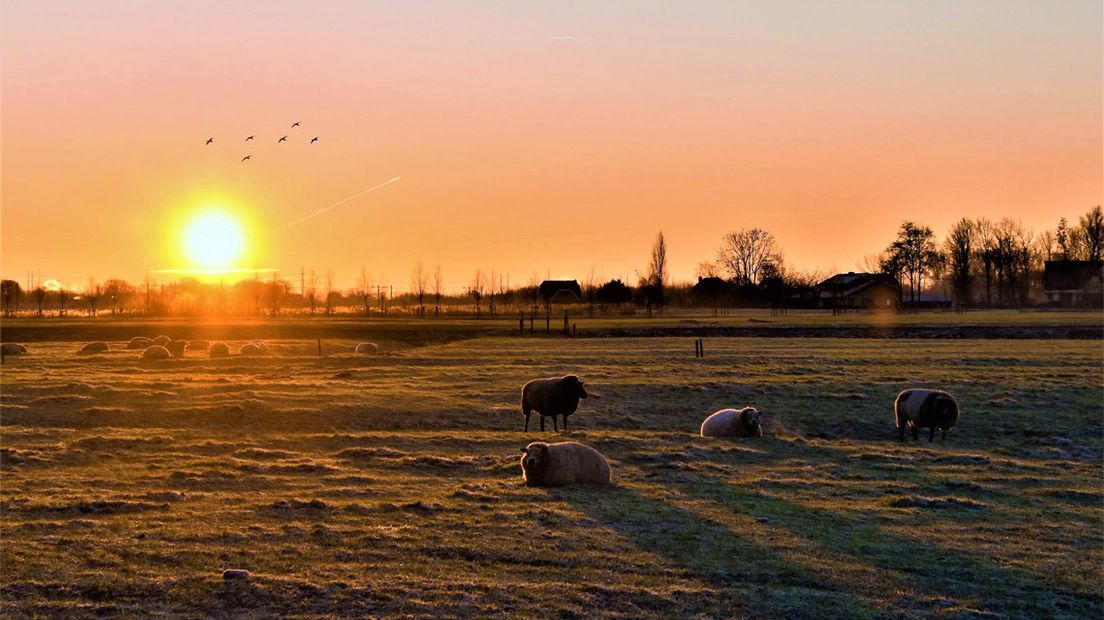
[894,388,960,442]
[521,375,588,432]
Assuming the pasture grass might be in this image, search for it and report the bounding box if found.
[1,330,1101,617]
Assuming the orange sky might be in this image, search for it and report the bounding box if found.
[2,1,1101,292]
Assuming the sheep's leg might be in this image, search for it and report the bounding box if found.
[552,415,558,432]
[911,425,919,441]
[540,415,545,432]
[524,413,530,432]
[941,428,947,440]
[563,416,568,433]
[928,427,935,442]
[897,423,905,442]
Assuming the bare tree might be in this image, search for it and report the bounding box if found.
[432,265,443,317]
[943,218,975,309]
[470,269,484,317]
[1035,229,1057,262]
[1080,205,1103,261]
[975,218,997,305]
[717,228,780,285]
[269,272,286,316]
[84,278,101,317]
[0,280,21,317]
[306,270,319,315]
[884,221,939,304]
[695,261,721,279]
[32,284,46,317]
[410,261,427,316]
[357,266,373,317]
[323,269,336,315]
[58,285,70,317]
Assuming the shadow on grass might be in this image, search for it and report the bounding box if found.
[553,484,880,618]
[677,472,1103,618]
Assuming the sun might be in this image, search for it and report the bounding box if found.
[182,210,246,270]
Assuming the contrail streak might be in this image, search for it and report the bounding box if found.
[283,176,401,228]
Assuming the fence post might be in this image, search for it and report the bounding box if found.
[519,310,524,335]
[317,338,322,357]
[563,310,569,335]
[545,308,550,333]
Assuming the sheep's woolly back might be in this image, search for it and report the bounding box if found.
[895,389,959,430]
[79,342,109,354]
[521,376,587,417]
[126,337,153,350]
[165,340,188,357]
[701,407,763,438]
[209,343,230,357]
[355,342,378,354]
[520,441,610,487]
[152,336,171,346]
[142,345,171,360]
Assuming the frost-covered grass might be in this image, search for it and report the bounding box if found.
[1,329,1101,617]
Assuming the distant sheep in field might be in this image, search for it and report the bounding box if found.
[152,335,171,346]
[895,389,960,442]
[1,343,28,355]
[79,342,109,354]
[186,340,210,351]
[521,375,588,432]
[165,340,187,357]
[701,407,764,439]
[355,342,378,354]
[126,337,153,349]
[239,342,266,356]
[142,345,171,360]
[520,441,611,487]
[209,342,230,357]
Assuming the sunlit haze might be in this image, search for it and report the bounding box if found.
[2,1,1101,291]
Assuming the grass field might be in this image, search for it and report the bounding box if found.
[1,320,1102,617]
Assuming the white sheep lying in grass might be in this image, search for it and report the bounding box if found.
[209,342,230,357]
[1,343,28,355]
[142,345,171,360]
[701,407,764,438]
[79,342,109,354]
[239,341,267,356]
[520,441,611,487]
[355,342,378,354]
[152,335,171,346]
[126,337,153,350]
[894,389,960,442]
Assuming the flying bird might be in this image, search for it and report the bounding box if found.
[278,135,287,143]
[241,155,251,162]
[245,135,254,141]
[310,137,319,144]
[291,121,300,128]
[205,137,214,145]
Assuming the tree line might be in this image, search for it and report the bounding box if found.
[2,206,1099,318]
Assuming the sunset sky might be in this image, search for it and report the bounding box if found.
[2,1,1101,292]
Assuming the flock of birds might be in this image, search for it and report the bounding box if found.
[205,121,318,162]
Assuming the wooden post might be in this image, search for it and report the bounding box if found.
[545,308,550,333]
[519,310,524,335]
[698,338,704,358]
[529,311,534,333]
[572,323,577,337]
[317,338,322,357]
[694,339,700,358]
[563,310,568,335]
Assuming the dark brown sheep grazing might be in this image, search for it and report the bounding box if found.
[520,441,610,487]
[521,375,588,432]
[895,389,960,442]
[700,407,764,438]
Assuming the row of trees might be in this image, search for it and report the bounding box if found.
[3,206,1099,317]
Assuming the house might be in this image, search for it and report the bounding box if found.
[817,272,899,310]
[1043,260,1103,308]
[539,280,582,305]
[690,276,733,307]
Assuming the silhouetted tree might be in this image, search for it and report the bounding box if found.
[410,261,428,316]
[1,280,21,317]
[306,270,319,314]
[324,269,336,315]
[1080,205,1103,261]
[695,261,722,279]
[717,228,780,286]
[356,266,373,317]
[643,231,668,312]
[944,218,975,309]
[470,269,484,317]
[102,279,134,315]
[32,285,46,317]
[58,285,70,317]
[84,278,101,317]
[884,222,939,304]
[595,279,633,306]
[432,265,443,317]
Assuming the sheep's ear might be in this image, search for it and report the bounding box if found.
[519,447,528,453]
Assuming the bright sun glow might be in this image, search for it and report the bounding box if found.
[182,211,246,270]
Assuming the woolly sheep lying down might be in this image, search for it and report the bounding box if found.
[894,388,959,442]
[152,335,171,346]
[142,345,171,360]
[520,441,611,487]
[126,337,153,350]
[355,342,378,354]
[1,343,28,355]
[239,341,268,356]
[209,342,230,357]
[700,407,764,438]
[79,342,110,354]
[521,375,588,432]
